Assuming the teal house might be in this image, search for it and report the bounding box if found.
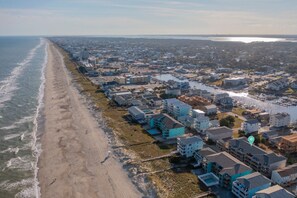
[203,152,253,189]
[149,113,185,139]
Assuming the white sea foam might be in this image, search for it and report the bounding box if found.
[32,39,48,198]
[0,39,44,108]
[0,178,35,198]
[0,115,34,130]
[3,133,20,140]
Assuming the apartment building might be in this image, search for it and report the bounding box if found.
[228,138,287,176]
[163,98,192,119]
[269,113,290,128]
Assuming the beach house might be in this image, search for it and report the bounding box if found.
[203,104,218,115]
[241,119,261,134]
[193,116,210,134]
[232,172,271,198]
[177,136,204,158]
[271,164,297,186]
[128,106,146,123]
[206,126,233,141]
[254,185,295,198]
[203,152,253,189]
[149,113,185,139]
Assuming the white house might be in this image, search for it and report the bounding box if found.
[194,116,210,133]
[206,126,233,141]
[271,164,297,186]
[241,119,261,134]
[203,104,218,115]
[177,136,204,158]
[128,106,146,123]
[269,113,290,128]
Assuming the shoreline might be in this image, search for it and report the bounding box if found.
[37,41,142,197]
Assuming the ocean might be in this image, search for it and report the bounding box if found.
[0,37,47,198]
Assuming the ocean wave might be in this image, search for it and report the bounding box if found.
[0,178,35,198]
[3,133,21,141]
[32,39,48,198]
[0,115,34,131]
[0,39,45,108]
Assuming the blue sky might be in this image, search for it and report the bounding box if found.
[1,0,297,35]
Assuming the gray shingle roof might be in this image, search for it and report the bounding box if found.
[229,137,287,165]
[206,152,252,175]
[237,172,271,190]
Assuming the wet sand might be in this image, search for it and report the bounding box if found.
[38,42,142,198]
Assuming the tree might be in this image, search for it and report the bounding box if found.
[220,115,235,128]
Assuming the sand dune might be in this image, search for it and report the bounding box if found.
[38,42,142,198]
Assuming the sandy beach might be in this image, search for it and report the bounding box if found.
[38,42,142,198]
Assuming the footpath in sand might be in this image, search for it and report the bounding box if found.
[38,42,142,198]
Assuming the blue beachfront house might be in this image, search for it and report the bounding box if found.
[204,152,253,189]
[149,113,185,139]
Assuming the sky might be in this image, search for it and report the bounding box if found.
[1,0,297,36]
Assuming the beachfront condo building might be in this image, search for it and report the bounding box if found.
[228,138,287,176]
[163,98,192,119]
[232,172,271,198]
[149,113,185,139]
[203,152,253,189]
[177,136,204,158]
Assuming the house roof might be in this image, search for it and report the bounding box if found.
[128,106,144,116]
[245,119,260,125]
[274,163,297,178]
[178,136,203,145]
[153,113,184,129]
[229,137,287,165]
[256,185,295,198]
[196,148,217,158]
[206,152,252,175]
[206,126,233,136]
[204,104,217,109]
[281,133,297,143]
[237,172,271,190]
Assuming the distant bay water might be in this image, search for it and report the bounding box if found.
[114,35,297,43]
[0,37,47,198]
[155,74,297,122]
